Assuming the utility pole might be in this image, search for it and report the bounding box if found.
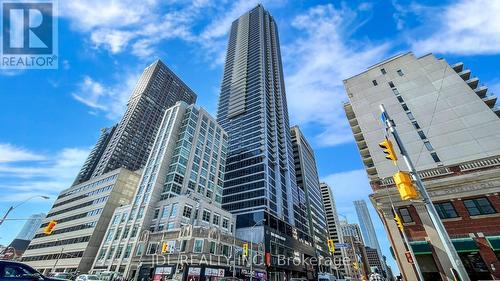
[380,104,470,281]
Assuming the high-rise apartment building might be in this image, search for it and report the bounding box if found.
[319,183,346,275]
[291,126,329,258]
[91,60,197,178]
[344,52,500,280]
[15,213,45,241]
[217,5,315,280]
[353,200,384,273]
[73,126,116,185]
[93,102,230,278]
[22,168,141,274]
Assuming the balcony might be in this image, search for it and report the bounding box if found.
[458,69,471,80]
[357,139,367,151]
[466,77,479,90]
[482,95,497,108]
[360,146,370,157]
[362,156,374,166]
[474,86,488,98]
[452,62,464,73]
[354,132,364,142]
[351,124,361,135]
[493,106,500,117]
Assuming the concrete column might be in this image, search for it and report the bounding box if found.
[378,206,419,281]
[414,204,455,281]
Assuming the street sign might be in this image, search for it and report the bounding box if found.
[334,243,350,248]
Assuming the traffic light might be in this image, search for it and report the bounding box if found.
[379,138,398,162]
[327,239,335,253]
[393,171,418,200]
[161,243,168,253]
[43,220,57,235]
[243,243,248,257]
[394,214,404,231]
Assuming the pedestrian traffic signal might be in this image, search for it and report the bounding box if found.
[379,138,398,162]
[43,220,57,235]
[243,243,248,257]
[393,171,418,200]
[327,239,335,253]
[161,243,168,253]
[394,214,404,231]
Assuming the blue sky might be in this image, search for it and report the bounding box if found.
[1,0,500,274]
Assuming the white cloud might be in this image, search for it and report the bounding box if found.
[284,4,391,147]
[72,71,140,120]
[410,0,500,55]
[0,144,46,163]
[0,145,89,201]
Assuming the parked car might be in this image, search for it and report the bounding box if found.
[76,274,100,281]
[0,260,63,281]
[51,272,74,280]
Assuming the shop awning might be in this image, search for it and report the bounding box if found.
[409,241,432,255]
[409,239,478,255]
[487,236,500,251]
[452,238,478,253]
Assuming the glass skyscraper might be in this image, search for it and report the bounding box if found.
[217,5,315,279]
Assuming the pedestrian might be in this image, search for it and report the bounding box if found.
[369,269,384,281]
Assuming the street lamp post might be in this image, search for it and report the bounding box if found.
[0,195,49,226]
[250,218,266,281]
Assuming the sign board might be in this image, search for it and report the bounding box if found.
[334,243,350,248]
[188,267,201,275]
[205,268,224,277]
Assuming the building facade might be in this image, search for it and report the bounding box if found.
[73,126,116,185]
[354,200,385,273]
[92,102,230,279]
[91,60,197,179]
[217,5,315,280]
[344,52,500,281]
[339,222,366,279]
[319,182,346,277]
[15,213,45,241]
[22,168,141,274]
[290,126,329,259]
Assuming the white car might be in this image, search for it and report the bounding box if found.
[75,274,100,281]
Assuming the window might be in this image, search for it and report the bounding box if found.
[161,205,170,218]
[123,244,132,258]
[193,239,204,253]
[148,243,158,255]
[424,141,434,151]
[402,104,409,111]
[406,112,415,120]
[398,208,413,223]
[153,209,160,219]
[209,241,216,254]
[417,130,427,140]
[372,80,378,86]
[114,228,122,240]
[180,240,187,252]
[388,81,395,88]
[202,210,211,222]
[166,241,176,253]
[112,214,120,225]
[397,96,404,103]
[222,218,229,229]
[430,152,441,163]
[105,231,113,242]
[170,203,178,218]
[97,248,107,260]
[397,69,404,76]
[411,121,420,130]
[464,197,496,216]
[381,68,386,75]
[435,202,458,219]
[167,222,175,230]
[213,214,220,225]
[183,205,193,218]
[2,263,37,278]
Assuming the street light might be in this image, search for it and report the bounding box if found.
[250,218,266,281]
[0,195,50,226]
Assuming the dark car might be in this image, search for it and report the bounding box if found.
[0,260,62,281]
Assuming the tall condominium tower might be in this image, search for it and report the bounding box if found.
[73,126,116,185]
[291,126,329,257]
[344,52,500,280]
[91,60,197,178]
[353,200,385,274]
[15,213,45,241]
[320,183,346,276]
[217,5,315,279]
[93,102,230,277]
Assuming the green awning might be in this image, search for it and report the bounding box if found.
[410,241,432,255]
[409,239,478,255]
[452,238,478,253]
[487,236,500,251]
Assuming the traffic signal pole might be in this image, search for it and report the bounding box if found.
[380,104,470,281]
